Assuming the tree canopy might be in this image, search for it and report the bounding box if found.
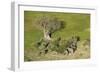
[34,15,65,40]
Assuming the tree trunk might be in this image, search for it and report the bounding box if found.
[43,29,51,40]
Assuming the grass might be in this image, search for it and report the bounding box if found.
[24,11,90,61]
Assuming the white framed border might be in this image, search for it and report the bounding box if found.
[11,2,97,71]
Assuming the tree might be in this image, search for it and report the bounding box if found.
[34,15,64,40]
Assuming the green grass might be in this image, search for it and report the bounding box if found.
[24,11,90,61]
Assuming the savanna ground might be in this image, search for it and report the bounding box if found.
[24,11,90,61]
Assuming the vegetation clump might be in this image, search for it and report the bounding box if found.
[34,36,80,55]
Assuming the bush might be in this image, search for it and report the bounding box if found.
[34,36,80,55]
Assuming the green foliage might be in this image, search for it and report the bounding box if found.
[34,15,65,34]
[33,36,79,54]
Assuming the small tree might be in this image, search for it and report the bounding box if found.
[34,15,64,40]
